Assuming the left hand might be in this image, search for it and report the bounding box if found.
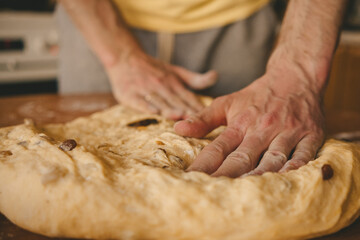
[174,66,325,178]
[107,51,217,120]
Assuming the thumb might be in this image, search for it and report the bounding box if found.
[171,66,218,90]
[174,97,227,138]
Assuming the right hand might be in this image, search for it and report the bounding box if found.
[106,51,217,120]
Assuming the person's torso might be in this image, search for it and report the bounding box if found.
[112,0,270,33]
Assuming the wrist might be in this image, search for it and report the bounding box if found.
[104,46,152,88]
[265,43,331,95]
[103,45,145,70]
[97,30,145,69]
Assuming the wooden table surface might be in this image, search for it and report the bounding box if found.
[1,93,360,240]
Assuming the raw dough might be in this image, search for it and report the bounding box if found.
[0,104,360,240]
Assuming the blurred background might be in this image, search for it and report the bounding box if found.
[0,0,57,96]
[0,0,359,118]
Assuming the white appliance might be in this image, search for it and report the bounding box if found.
[0,11,58,83]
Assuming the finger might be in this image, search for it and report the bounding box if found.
[125,94,159,114]
[279,134,323,173]
[211,132,269,178]
[144,93,184,120]
[245,131,301,176]
[170,80,204,113]
[187,127,244,174]
[153,79,193,116]
[171,66,218,90]
[174,96,228,138]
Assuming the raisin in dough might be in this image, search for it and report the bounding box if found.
[0,104,360,240]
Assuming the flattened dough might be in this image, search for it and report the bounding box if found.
[0,104,360,240]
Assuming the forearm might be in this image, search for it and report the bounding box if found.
[59,0,142,68]
[266,0,347,94]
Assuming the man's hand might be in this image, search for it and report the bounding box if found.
[61,0,217,120]
[175,67,324,177]
[108,52,217,120]
[175,0,347,177]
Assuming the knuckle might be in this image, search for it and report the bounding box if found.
[233,107,259,126]
[286,117,302,129]
[247,105,260,115]
[282,161,298,171]
[293,149,313,160]
[260,112,279,128]
[150,76,162,84]
[199,151,224,170]
[297,147,312,156]
[226,151,253,168]
[289,158,308,168]
[208,141,227,159]
[224,127,243,140]
[264,150,287,163]
[297,158,309,165]
[234,114,252,126]
[305,133,323,144]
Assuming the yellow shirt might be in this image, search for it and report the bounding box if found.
[113,0,270,33]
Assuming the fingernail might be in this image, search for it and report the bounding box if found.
[185,117,194,123]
